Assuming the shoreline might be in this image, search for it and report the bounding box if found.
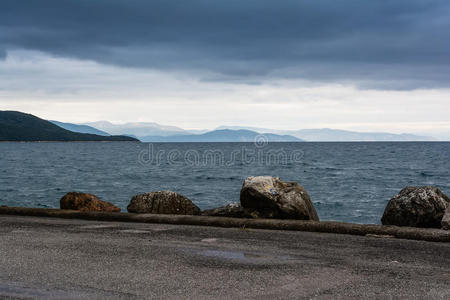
[1,206,448,243]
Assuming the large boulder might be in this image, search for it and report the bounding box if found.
[239,176,319,220]
[381,186,449,228]
[201,203,260,218]
[127,191,200,215]
[442,206,450,230]
[60,192,120,212]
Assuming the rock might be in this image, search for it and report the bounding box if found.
[239,176,319,220]
[127,191,200,215]
[201,203,260,218]
[381,186,449,228]
[60,192,120,212]
[442,206,450,230]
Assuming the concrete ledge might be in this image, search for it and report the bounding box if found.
[1,206,449,243]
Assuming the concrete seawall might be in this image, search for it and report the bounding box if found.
[1,206,449,243]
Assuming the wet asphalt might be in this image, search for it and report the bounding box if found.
[0,215,449,299]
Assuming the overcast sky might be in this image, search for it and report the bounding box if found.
[1,0,449,138]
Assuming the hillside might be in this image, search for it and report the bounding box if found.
[141,129,302,142]
[0,111,139,142]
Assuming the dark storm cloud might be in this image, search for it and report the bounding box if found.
[1,0,450,89]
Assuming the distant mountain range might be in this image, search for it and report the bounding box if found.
[289,128,435,142]
[83,121,188,137]
[77,122,436,141]
[78,121,302,141]
[50,121,110,136]
[51,120,438,142]
[0,111,138,142]
[216,126,436,141]
[141,129,302,142]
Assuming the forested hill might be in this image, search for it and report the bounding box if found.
[0,111,139,142]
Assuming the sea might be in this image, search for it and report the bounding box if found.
[0,142,449,224]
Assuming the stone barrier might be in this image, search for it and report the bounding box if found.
[0,206,449,243]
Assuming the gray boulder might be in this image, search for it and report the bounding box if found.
[381,186,449,228]
[442,206,450,230]
[127,191,200,215]
[239,176,319,220]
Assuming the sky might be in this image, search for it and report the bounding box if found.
[0,0,449,139]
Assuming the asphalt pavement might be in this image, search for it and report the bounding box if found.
[0,215,449,299]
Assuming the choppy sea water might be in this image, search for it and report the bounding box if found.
[0,142,449,224]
